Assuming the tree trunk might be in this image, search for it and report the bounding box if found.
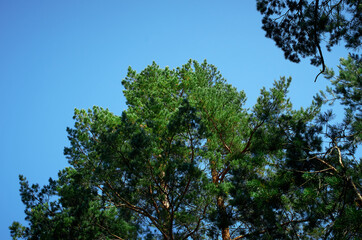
[217,196,231,240]
[211,161,231,240]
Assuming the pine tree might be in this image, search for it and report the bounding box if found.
[11,58,361,239]
[256,0,361,80]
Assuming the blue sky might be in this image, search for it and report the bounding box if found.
[0,1,351,238]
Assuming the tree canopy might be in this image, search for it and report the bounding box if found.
[256,0,361,80]
[10,57,361,239]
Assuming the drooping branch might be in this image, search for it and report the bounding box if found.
[314,43,326,82]
[313,0,326,82]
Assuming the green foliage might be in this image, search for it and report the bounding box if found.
[257,0,361,68]
[10,172,139,240]
[11,58,361,239]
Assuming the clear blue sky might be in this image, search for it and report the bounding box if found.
[0,1,350,238]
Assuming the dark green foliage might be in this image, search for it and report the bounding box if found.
[11,58,361,239]
[10,172,139,240]
[257,0,361,72]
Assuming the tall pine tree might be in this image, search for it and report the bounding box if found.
[11,58,361,239]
